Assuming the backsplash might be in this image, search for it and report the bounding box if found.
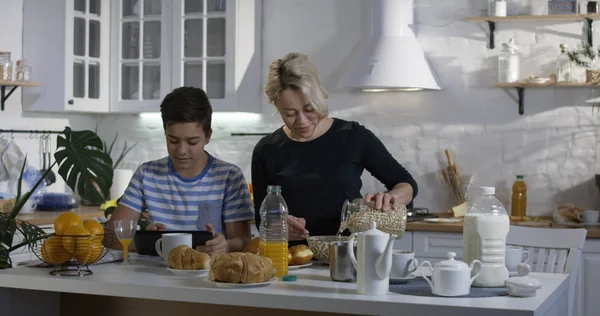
[3,0,600,215]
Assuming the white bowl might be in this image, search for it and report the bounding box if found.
[525,77,550,84]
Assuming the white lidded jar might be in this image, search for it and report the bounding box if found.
[462,186,510,287]
[498,38,520,83]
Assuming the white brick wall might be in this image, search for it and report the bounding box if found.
[4,0,600,216]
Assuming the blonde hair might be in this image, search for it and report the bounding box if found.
[264,52,329,116]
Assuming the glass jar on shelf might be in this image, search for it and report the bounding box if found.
[0,52,13,81]
[556,44,571,83]
[15,59,32,82]
[498,38,520,83]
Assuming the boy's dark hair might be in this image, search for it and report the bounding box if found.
[160,87,212,135]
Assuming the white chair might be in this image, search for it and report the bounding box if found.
[506,225,587,316]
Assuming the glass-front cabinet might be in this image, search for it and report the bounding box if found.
[111,0,262,113]
[23,0,111,112]
[22,0,261,113]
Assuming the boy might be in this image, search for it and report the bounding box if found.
[106,87,254,254]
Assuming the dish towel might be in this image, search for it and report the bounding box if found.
[0,139,26,181]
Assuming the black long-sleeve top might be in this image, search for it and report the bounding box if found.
[251,118,418,240]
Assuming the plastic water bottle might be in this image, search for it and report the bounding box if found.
[259,185,289,278]
[462,186,510,287]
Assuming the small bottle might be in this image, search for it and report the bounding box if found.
[16,59,32,82]
[498,38,520,83]
[0,52,13,81]
[511,175,527,217]
[259,185,289,278]
[556,44,571,83]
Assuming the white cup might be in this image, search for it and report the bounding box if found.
[578,210,600,225]
[505,245,530,273]
[155,233,192,261]
[390,250,419,278]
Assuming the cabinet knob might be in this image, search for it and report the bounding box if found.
[68,100,74,105]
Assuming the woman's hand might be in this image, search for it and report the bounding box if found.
[146,222,167,231]
[288,215,309,241]
[196,223,228,254]
[365,192,400,211]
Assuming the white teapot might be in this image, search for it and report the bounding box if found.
[347,221,396,295]
[418,252,482,297]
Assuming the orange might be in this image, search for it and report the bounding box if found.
[75,241,103,265]
[41,236,72,265]
[54,212,83,235]
[62,225,91,257]
[83,219,104,244]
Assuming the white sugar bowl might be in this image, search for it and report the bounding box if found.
[418,252,482,297]
[505,263,542,297]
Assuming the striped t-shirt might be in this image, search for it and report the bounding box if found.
[119,155,254,235]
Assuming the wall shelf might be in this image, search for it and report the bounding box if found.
[495,82,599,115]
[466,14,600,49]
[0,80,40,111]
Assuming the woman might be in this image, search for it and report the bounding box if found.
[252,52,418,242]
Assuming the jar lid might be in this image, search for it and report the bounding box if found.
[434,252,468,270]
[505,264,542,292]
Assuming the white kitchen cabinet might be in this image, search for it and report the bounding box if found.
[413,231,463,264]
[574,239,600,316]
[110,0,262,113]
[22,0,111,113]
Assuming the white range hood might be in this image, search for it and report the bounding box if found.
[338,0,440,92]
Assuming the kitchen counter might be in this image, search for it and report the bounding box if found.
[15,205,105,226]
[407,216,600,239]
[0,256,569,316]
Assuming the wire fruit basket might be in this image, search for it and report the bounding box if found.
[32,229,118,276]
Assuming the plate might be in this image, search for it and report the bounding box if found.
[167,268,210,277]
[423,218,462,223]
[583,223,600,227]
[288,262,313,270]
[509,271,518,277]
[201,276,277,288]
[389,274,417,284]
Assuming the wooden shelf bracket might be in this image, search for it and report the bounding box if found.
[488,21,496,49]
[587,18,594,46]
[0,85,19,111]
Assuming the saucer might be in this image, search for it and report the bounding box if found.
[509,271,518,277]
[583,223,600,227]
[389,274,416,284]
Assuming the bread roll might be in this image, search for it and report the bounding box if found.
[209,252,276,284]
[289,244,313,266]
[243,237,260,255]
[168,245,211,270]
[288,251,292,264]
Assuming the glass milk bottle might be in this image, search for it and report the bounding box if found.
[259,185,289,278]
[556,44,571,83]
[498,38,520,83]
[462,186,510,287]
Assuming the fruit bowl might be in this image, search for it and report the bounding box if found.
[32,229,118,276]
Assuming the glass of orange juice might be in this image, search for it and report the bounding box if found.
[113,220,137,264]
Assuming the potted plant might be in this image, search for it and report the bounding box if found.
[0,127,113,269]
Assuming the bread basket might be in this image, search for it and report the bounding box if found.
[340,198,407,236]
[307,236,350,262]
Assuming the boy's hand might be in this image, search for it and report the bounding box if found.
[196,223,228,254]
[146,223,167,231]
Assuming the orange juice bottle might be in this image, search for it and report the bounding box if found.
[258,185,289,278]
[511,175,527,217]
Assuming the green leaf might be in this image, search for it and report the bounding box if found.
[54,127,114,204]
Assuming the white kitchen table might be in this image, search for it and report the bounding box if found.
[0,255,569,316]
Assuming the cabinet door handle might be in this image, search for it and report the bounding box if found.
[68,99,74,105]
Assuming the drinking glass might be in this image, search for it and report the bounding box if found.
[113,220,137,264]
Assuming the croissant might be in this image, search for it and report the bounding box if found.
[242,237,260,255]
[168,245,211,270]
[209,252,276,284]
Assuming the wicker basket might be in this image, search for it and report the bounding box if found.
[0,198,15,214]
[341,199,407,236]
[32,229,117,276]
